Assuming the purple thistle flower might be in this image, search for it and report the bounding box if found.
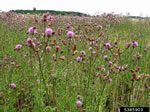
[11,61,15,65]
[76,56,82,62]
[46,46,51,52]
[101,67,105,71]
[76,100,82,108]
[10,83,16,89]
[32,43,36,47]
[47,15,53,20]
[119,66,125,71]
[15,44,22,50]
[27,27,37,34]
[132,41,138,47]
[36,80,40,83]
[56,46,59,49]
[104,55,108,59]
[45,28,53,36]
[26,37,35,47]
[26,37,32,45]
[67,31,74,38]
[92,51,97,55]
[77,95,81,99]
[97,25,103,30]
[56,45,59,52]
[105,43,111,49]
[89,47,92,50]
[108,61,113,65]
[109,78,112,82]
[80,50,86,56]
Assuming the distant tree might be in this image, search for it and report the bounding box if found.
[10,10,89,16]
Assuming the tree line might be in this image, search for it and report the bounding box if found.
[10,10,88,16]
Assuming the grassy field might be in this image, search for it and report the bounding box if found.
[0,12,150,112]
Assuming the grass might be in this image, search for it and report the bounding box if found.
[0,12,150,112]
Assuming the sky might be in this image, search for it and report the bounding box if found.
[0,0,150,17]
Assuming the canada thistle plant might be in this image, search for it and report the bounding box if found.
[0,11,149,112]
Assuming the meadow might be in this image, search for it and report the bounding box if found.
[0,12,150,112]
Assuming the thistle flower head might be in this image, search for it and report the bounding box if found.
[77,95,81,99]
[101,66,105,71]
[92,51,96,55]
[89,47,92,50]
[10,83,16,89]
[26,37,32,45]
[132,41,138,47]
[36,80,40,83]
[80,50,86,56]
[15,44,22,50]
[104,55,108,59]
[108,61,113,65]
[46,46,51,52]
[45,28,53,36]
[67,31,74,38]
[76,100,82,108]
[27,27,37,34]
[76,56,82,62]
[26,37,35,47]
[56,45,59,49]
[105,43,111,49]
[56,45,59,52]
[47,15,53,20]
[97,25,103,30]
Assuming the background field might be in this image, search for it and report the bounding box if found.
[0,12,150,112]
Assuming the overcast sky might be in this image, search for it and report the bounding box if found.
[1,0,150,17]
